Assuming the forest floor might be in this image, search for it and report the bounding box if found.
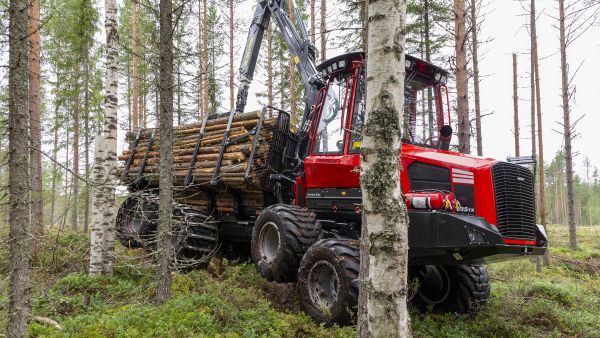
[0,224,599,337]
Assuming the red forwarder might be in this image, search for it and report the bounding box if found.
[117,0,547,326]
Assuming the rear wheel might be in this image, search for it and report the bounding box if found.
[116,193,159,248]
[297,239,359,326]
[251,204,321,282]
[411,264,490,313]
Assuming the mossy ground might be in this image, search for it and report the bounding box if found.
[1,225,598,337]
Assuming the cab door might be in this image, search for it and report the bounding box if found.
[304,68,362,190]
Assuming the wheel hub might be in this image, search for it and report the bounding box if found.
[258,221,280,262]
[416,265,451,305]
[308,260,339,309]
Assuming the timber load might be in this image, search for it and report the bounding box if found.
[118,108,296,216]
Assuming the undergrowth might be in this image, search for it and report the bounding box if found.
[0,225,598,337]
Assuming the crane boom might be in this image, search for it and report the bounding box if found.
[235,0,323,131]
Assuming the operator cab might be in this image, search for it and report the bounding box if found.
[309,52,451,156]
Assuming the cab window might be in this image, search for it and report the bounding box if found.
[313,76,354,155]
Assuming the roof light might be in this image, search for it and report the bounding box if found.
[434,72,442,82]
[327,65,333,73]
[405,59,413,69]
[440,75,448,84]
[332,63,338,71]
[338,60,346,69]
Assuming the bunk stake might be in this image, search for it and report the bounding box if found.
[245,106,267,181]
[139,130,156,177]
[185,112,211,186]
[123,129,143,181]
[211,110,236,185]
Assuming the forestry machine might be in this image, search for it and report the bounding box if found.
[116,0,548,326]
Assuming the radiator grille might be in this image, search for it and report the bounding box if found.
[492,162,537,241]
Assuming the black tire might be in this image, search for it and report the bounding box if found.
[297,239,359,326]
[251,204,321,282]
[410,264,490,314]
[116,193,159,248]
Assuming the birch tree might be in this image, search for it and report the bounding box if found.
[157,0,174,303]
[7,0,31,334]
[90,0,119,276]
[357,0,410,336]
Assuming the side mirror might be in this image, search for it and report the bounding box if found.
[436,125,452,151]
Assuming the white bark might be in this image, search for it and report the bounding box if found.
[358,0,410,337]
[90,0,118,276]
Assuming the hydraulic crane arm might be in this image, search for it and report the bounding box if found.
[235,0,324,130]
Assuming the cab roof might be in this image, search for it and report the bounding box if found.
[316,52,449,85]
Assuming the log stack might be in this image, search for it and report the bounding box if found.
[118,110,286,215]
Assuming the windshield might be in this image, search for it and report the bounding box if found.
[312,69,449,155]
[313,76,354,154]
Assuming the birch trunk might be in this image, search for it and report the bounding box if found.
[558,0,577,250]
[90,0,119,276]
[512,53,520,157]
[29,0,44,237]
[470,0,482,156]
[357,0,410,336]
[454,0,470,154]
[7,0,31,333]
[157,0,174,304]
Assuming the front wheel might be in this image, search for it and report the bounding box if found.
[410,264,490,313]
[251,204,321,282]
[297,239,360,326]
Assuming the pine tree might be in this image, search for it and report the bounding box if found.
[157,0,174,304]
[7,0,31,333]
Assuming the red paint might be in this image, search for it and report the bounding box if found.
[299,53,533,247]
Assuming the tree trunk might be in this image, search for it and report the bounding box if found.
[84,40,91,233]
[267,23,273,117]
[202,0,209,115]
[471,0,482,156]
[320,0,326,62]
[288,0,296,130]
[128,60,132,132]
[512,53,520,157]
[310,0,315,45]
[29,0,43,239]
[63,128,70,230]
[558,0,576,250]
[454,0,470,154]
[197,0,203,119]
[132,0,139,132]
[89,0,119,276]
[50,62,61,227]
[531,0,549,266]
[357,0,410,336]
[7,0,31,333]
[71,82,80,231]
[157,0,174,304]
[424,0,434,140]
[229,0,234,111]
